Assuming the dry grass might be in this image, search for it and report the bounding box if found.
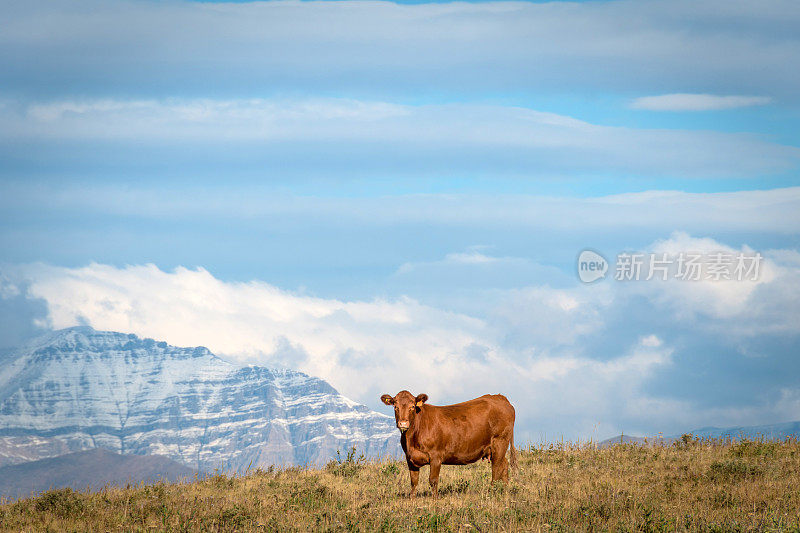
[2,438,799,532]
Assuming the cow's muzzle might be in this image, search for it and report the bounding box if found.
[397,422,409,433]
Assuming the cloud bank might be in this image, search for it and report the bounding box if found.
[631,94,773,111]
[3,183,798,234]
[4,233,799,441]
[3,97,797,179]
[3,0,800,99]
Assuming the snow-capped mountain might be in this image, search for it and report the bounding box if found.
[0,327,398,472]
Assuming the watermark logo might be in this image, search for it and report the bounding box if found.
[577,249,763,283]
[614,251,762,281]
[577,249,608,283]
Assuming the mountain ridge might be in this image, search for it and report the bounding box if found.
[599,419,800,448]
[0,327,397,472]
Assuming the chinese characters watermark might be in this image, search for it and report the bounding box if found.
[577,249,762,283]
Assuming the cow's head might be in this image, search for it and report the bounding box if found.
[380,390,428,433]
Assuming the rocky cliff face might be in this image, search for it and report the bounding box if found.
[0,327,398,472]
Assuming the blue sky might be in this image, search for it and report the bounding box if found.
[1,0,799,442]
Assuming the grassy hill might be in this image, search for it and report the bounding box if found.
[0,448,195,501]
[1,438,799,532]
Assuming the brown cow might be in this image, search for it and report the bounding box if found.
[380,390,517,497]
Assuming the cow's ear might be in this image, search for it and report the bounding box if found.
[415,394,428,408]
[380,394,395,406]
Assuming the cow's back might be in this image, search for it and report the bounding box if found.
[414,394,514,465]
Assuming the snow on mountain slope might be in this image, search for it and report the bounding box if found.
[0,327,398,472]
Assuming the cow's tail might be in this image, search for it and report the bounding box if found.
[509,426,518,470]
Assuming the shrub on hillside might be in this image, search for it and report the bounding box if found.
[325,446,366,477]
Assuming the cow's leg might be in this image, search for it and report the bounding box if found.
[407,462,420,498]
[490,437,509,483]
[428,459,442,498]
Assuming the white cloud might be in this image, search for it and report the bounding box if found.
[631,93,773,111]
[484,284,613,350]
[640,334,662,347]
[620,231,799,334]
[775,388,800,421]
[3,185,800,236]
[3,97,797,178]
[397,248,512,274]
[443,251,500,265]
[23,98,408,137]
